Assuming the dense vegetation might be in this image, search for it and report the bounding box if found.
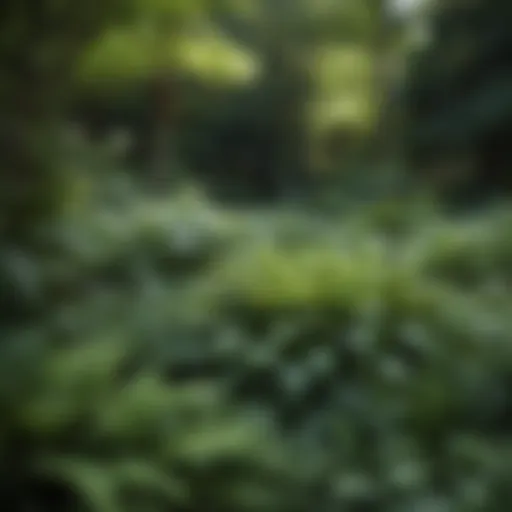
[2,189,512,511]
[1,0,512,511]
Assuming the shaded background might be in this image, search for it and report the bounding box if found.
[1,0,512,510]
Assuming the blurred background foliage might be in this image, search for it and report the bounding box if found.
[2,0,512,511]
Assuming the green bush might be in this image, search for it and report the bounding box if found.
[0,333,311,512]
[199,209,512,510]
[416,209,512,288]
[2,194,512,511]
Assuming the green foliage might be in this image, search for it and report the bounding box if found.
[77,25,259,89]
[3,187,512,511]
[0,0,140,240]
[68,0,400,194]
[0,335,301,512]
[3,3,512,509]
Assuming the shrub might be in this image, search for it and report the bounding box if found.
[3,193,512,511]
[200,226,512,510]
[0,333,311,512]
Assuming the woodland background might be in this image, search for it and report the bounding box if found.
[2,0,512,510]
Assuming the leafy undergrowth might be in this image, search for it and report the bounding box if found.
[2,191,512,511]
